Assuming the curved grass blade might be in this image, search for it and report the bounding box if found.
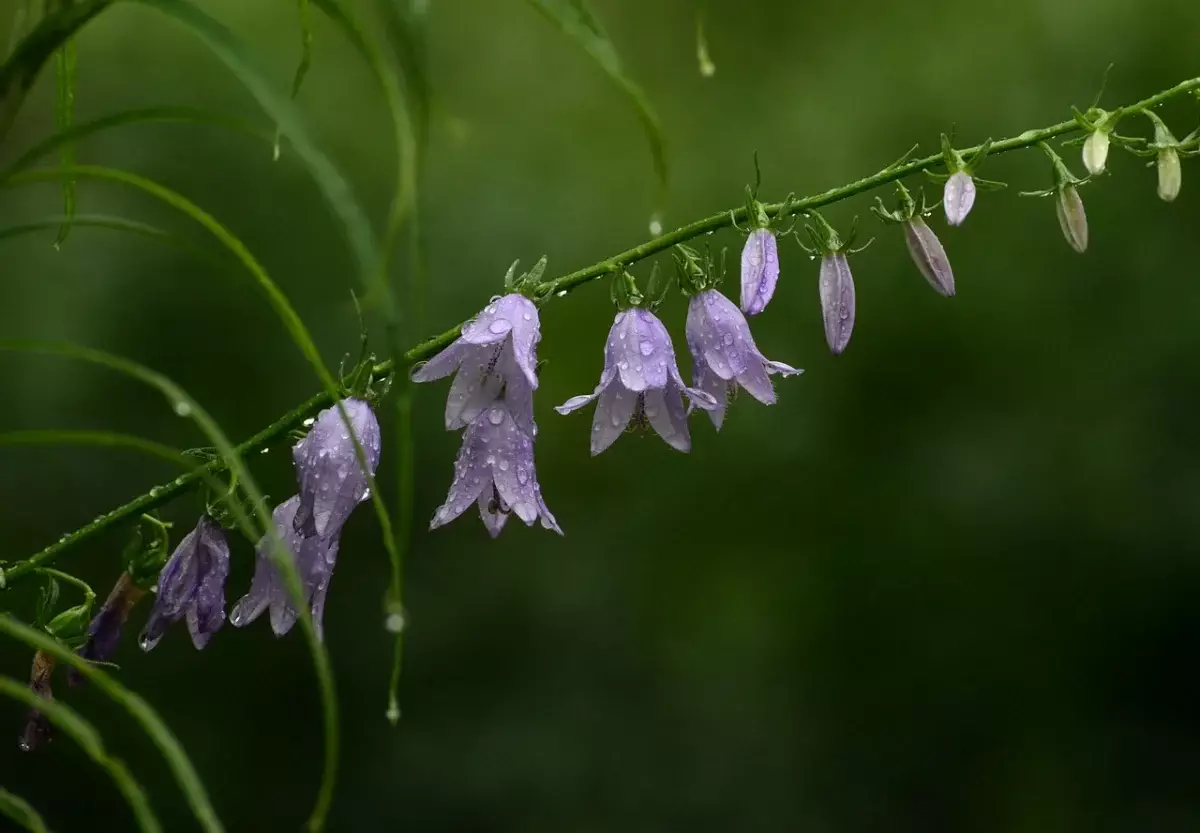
[274,0,315,161]
[0,340,338,831]
[123,0,389,318]
[0,429,185,464]
[524,0,668,205]
[0,788,51,833]
[0,105,271,181]
[0,214,223,269]
[0,675,161,833]
[53,35,77,247]
[0,0,113,142]
[314,0,418,723]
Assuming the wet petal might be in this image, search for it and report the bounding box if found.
[643,385,691,452]
[502,294,542,388]
[460,297,519,345]
[293,399,382,538]
[410,340,469,382]
[694,364,728,430]
[430,413,496,529]
[445,345,505,429]
[591,381,637,455]
[477,490,509,538]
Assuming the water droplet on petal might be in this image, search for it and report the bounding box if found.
[488,408,505,425]
[498,459,510,471]
[639,340,655,357]
[488,318,512,335]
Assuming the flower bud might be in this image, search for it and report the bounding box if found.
[1157,147,1181,202]
[943,171,976,227]
[903,216,955,297]
[1082,130,1110,176]
[1055,185,1088,254]
[818,253,855,354]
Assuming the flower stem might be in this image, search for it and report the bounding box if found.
[3,74,1198,585]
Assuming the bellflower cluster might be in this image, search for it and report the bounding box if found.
[139,515,230,651]
[416,261,561,536]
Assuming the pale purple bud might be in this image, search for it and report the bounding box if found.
[739,228,779,316]
[903,216,955,297]
[685,289,801,429]
[139,515,230,652]
[556,308,718,454]
[1082,130,1110,176]
[1055,185,1088,253]
[818,254,855,355]
[1158,148,1181,202]
[943,171,976,227]
[292,398,381,539]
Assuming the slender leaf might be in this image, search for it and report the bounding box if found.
[274,0,314,160]
[524,0,668,203]
[0,214,223,269]
[0,0,112,141]
[0,788,51,833]
[53,34,77,246]
[0,675,161,833]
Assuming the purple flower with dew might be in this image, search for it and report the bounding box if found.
[740,228,779,316]
[68,573,144,687]
[903,216,956,297]
[139,515,230,652]
[292,398,381,539]
[431,401,561,537]
[1056,185,1088,253]
[230,496,341,640]
[943,171,976,227]
[686,289,802,429]
[819,253,856,355]
[556,308,718,454]
[411,293,541,435]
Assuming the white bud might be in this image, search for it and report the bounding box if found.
[1157,147,1182,202]
[1082,130,1110,176]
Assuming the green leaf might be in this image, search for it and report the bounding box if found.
[0,0,112,142]
[524,0,668,204]
[53,34,77,247]
[0,788,52,833]
[0,214,223,269]
[0,674,162,833]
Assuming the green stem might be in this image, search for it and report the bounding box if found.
[3,74,1198,585]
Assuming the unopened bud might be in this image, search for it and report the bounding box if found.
[818,253,856,355]
[943,171,976,227]
[903,216,956,297]
[1055,185,1088,254]
[1082,130,1110,175]
[1157,147,1182,202]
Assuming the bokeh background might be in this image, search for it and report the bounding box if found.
[3,0,1200,830]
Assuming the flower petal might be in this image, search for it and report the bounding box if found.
[445,345,505,430]
[591,381,637,455]
[410,339,468,382]
[477,490,509,538]
[430,416,495,529]
[644,386,691,452]
[694,364,728,430]
[293,399,382,539]
[502,294,542,388]
[460,297,519,345]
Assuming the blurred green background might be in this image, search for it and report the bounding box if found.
[3,0,1200,830]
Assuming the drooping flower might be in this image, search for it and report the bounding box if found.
[556,307,717,454]
[411,293,541,435]
[430,401,561,536]
[740,228,779,316]
[1056,185,1088,253]
[903,215,956,297]
[69,573,144,686]
[292,398,382,539]
[686,289,802,429]
[943,171,976,227]
[139,515,230,652]
[230,496,341,640]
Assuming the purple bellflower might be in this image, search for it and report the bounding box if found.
[740,228,779,316]
[556,307,718,454]
[292,398,382,539]
[431,401,561,537]
[411,293,541,436]
[230,496,341,640]
[139,515,230,652]
[686,289,802,429]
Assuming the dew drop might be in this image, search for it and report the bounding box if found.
[385,611,406,633]
[555,290,568,297]
[498,459,510,471]
[488,408,505,425]
[173,401,193,417]
[302,417,316,427]
[639,340,655,357]
[649,214,664,236]
[722,333,734,346]
[488,318,512,335]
